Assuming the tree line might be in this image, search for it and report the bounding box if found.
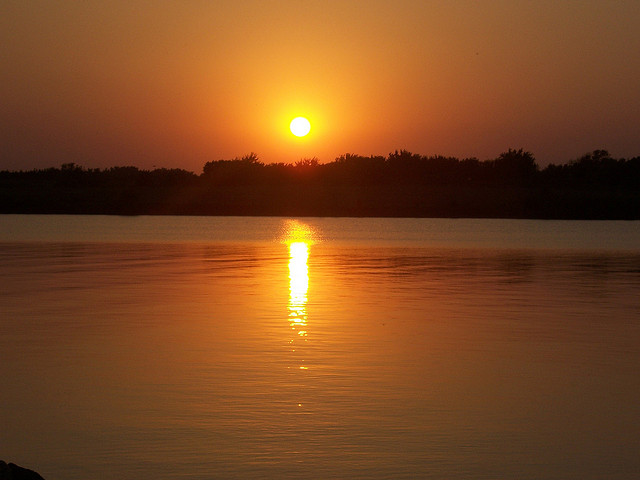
[1,149,638,219]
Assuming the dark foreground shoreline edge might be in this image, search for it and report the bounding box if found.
[0,461,45,480]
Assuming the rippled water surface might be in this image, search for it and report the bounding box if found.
[1,216,639,479]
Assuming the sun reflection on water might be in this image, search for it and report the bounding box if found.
[289,241,309,371]
[281,220,318,373]
[288,241,309,332]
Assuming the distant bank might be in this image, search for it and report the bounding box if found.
[2,149,638,219]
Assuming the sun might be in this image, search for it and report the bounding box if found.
[290,117,311,137]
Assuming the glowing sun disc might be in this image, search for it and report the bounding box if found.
[290,117,311,137]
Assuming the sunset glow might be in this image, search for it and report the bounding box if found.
[2,0,638,473]
[2,2,638,171]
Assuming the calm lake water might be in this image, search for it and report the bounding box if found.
[1,215,639,480]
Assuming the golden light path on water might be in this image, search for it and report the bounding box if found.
[281,220,318,373]
[288,241,309,337]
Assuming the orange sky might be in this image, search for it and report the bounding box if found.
[1,1,639,171]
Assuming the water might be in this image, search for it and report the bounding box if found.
[1,215,639,479]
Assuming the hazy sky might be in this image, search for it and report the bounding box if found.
[2,0,639,171]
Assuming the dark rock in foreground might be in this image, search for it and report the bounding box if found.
[0,462,45,480]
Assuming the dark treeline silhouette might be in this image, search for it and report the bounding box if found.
[1,149,639,218]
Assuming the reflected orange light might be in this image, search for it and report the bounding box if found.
[281,219,317,375]
[288,241,308,330]
[280,219,319,245]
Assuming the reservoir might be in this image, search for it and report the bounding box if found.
[1,215,639,479]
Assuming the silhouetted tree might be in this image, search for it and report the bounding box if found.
[2,148,639,218]
[295,157,319,168]
[489,148,538,185]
